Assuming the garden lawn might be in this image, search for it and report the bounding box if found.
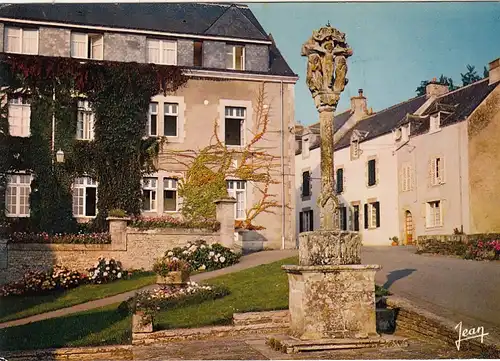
[0,303,130,352]
[154,256,390,330]
[0,271,155,323]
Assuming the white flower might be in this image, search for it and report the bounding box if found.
[117,272,122,278]
[105,260,110,265]
[167,251,174,256]
[103,272,108,276]
[209,251,215,257]
[112,270,116,273]
[182,250,188,255]
[198,265,206,270]
[200,245,206,249]
[216,253,221,258]
[172,257,179,261]
[106,267,110,271]
[220,256,226,263]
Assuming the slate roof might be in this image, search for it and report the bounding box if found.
[0,3,269,41]
[334,95,427,150]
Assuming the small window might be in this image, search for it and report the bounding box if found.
[147,39,177,65]
[302,171,311,197]
[299,210,314,233]
[70,33,103,60]
[147,102,158,136]
[72,177,97,217]
[225,106,245,146]
[339,205,347,231]
[8,96,31,137]
[227,180,246,220]
[430,113,441,132]
[5,174,31,217]
[226,45,245,70]
[364,201,380,229]
[193,41,203,67]
[142,177,157,212]
[76,100,95,141]
[352,205,360,231]
[336,168,344,194]
[4,26,39,55]
[164,103,178,137]
[163,178,178,212]
[426,200,442,228]
[430,157,444,185]
[368,159,376,186]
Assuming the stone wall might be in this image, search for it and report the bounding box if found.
[203,41,226,69]
[245,44,269,72]
[416,233,500,255]
[39,27,70,57]
[103,33,147,63]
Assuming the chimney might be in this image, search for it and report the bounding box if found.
[426,78,449,98]
[350,88,368,115]
[488,58,500,86]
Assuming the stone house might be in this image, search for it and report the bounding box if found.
[395,58,500,244]
[0,3,298,249]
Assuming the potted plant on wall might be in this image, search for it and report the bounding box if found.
[390,236,399,246]
[153,257,191,285]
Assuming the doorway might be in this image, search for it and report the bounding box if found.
[405,210,413,245]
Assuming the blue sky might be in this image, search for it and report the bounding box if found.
[248,2,500,125]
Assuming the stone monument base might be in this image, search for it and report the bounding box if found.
[267,334,408,354]
[282,264,381,340]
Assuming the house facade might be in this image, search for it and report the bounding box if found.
[1,3,298,249]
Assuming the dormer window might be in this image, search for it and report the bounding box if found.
[302,137,310,158]
[226,45,245,70]
[71,32,103,60]
[402,124,410,141]
[4,26,39,55]
[430,113,441,132]
[147,39,177,65]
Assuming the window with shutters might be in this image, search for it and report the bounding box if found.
[227,180,246,220]
[5,174,31,217]
[426,200,442,228]
[142,177,157,212]
[8,96,31,137]
[147,39,177,65]
[367,159,377,186]
[163,178,178,212]
[302,171,311,198]
[336,168,344,194]
[430,156,444,186]
[76,100,95,140]
[146,101,179,138]
[226,45,245,70]
[4,26,39,55]
[339,205,347,231]
[72,177,97,217]
[364,201,380,229]
[70,32,104,60]
[401,163,412,192]
[225,106,245,146]
[299,210,314,232]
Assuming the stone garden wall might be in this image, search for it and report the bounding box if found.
[416,233,500,256]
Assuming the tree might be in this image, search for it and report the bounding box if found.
[415,74,457,96]
[483,66,489,79]
[461,64,481,86]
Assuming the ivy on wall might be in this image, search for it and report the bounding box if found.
[0,54,187,233]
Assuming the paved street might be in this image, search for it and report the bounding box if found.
[362,246,500,343]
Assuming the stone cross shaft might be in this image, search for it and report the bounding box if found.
[301,25,353,230]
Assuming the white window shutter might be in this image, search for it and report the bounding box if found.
[5,27,21,53]
[71,33,87,58]
[22,106,31,136]
[440,157,446,183]
[409,165,414,190]
[91,35,103,60]
[147,39,160,63]
[22,29,38,54]
[399,167,404,192]
[429,159,436,186]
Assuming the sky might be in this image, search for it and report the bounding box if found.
[247,2,500,125]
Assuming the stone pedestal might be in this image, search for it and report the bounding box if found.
[282,264,381,340]
[107,217,130,251]
[214,197,237,249]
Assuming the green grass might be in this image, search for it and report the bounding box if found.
[0,271,156,323]
[0,303,131,352]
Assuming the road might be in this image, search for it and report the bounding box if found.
[362,246,500,343]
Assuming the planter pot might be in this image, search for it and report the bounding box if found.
[391,241,398,246]
[156,271,190,285]
[132,311,153,333]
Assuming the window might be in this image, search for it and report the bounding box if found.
[4,26,38,54]
[336,168,344,194]
[193,41,203,67]
[364,202,380,229]
[72,177,97,217]
[367,159,376,186]
[351,139,360,160]
[227,180,246,220]
[430,157,444,185]
[430,113,441,132]
[302,171,311,197]
[141,177,157,212]
[164,103,178,137]
[76,100,95,140]
[401,164,412,192]
[147,39,177,65]
[426,201,442,228]
[352,205,360,231]
[226,45,245,70]
[299,210,314,233]
[339,205,347,231]
[70,33,103,60]
[147,102,158,136]
[5,174,31,217]
[225,106,245,146]
[163,178,178,212]
[8,96,31,137]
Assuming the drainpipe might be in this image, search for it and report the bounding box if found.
[51,86,56,164]
[458,125,464,231]
[280,80,286,250]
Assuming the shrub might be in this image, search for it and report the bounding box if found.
[152,257,190,277]
[87,257,124,284]
[164,240,241,272]
[9,232,111,244]
[108,209,128,218]
[129,215,220,232]
[464,239,500,261]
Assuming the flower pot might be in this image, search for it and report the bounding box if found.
[132,311,153,333]
[391,241,398,246]
[156,271,190,285]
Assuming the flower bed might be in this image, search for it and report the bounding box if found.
[464,239,500,261]
[129,215,220,232]
[8,231,111,244]
[165,240,241,272]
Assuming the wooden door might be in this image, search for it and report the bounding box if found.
[405,211,413,245]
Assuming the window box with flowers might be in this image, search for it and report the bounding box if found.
[152,257,191,285]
